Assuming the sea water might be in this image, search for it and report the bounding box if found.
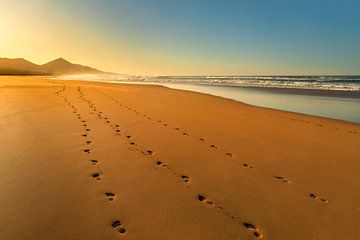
[54,75,360,123]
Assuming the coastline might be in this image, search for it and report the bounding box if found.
[1,76,359,240]
[50,76,360,123]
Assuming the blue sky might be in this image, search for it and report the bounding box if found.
[1,0,360,75]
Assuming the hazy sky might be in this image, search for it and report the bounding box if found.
[1,0,360,75]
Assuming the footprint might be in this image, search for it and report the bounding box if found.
[119,228,127,234]
[180,175,190,183]
[116,129,120,133]
[86,140,92,145]
[83,149,91,154]
[197,194,206,202]
[155,160,167,167]
[90,160,98,165]
[199,138,205,141]
[197,194,214,205]
[85,129,91,132]
[310,193,328,203]
[112,220,122,228]
[273,175,290,183]
[210,145,218,149]
[243,222,258,230]
[225,153,233,157]
[105,192,116,201]
[242,163,254,169]
[91,172,101,180]
[146,150,154,156]
[243,222,263,238]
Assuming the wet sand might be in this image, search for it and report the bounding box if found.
[0,76,359,240]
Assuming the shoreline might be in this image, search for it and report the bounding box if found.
[49,76,360,123]
[49,75,360,98]
[51,77,360,125]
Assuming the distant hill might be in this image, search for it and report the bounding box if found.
[0,57,107,75]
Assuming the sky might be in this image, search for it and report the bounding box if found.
[1,0,360,75]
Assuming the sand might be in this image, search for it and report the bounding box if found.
[0,76,359,240]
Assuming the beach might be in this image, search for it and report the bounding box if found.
[0,75,359,240]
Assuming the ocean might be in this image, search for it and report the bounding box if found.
[54,75,360,123]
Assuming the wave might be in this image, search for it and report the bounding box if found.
[54,74,360,91]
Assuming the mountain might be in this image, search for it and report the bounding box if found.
[0,57,107,75]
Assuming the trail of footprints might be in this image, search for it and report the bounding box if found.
[55,85,332,239]
[54,86,127,237]
[91,88,332,202]
[267,113,358,135]
[94,89,236,156]
[92,88,294,178]
[96,87,332,232]
[76,87,269,239]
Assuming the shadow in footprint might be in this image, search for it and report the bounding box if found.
[274,175,290,183]
[310,193,328,203]
[111,220,126,234]
[156,161,167,167]
[112,220,121,228]
[197,194,214,205]
[105,192,116,201]
[243,222,263,238]
[243,163,254,169]
[146,150,154,156]
[180,175,190,183]
[91,172,101,180]
[197,194,206,202]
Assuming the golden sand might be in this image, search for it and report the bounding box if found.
[0,76,359,240]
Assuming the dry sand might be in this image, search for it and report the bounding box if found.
[0,76,359,240]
